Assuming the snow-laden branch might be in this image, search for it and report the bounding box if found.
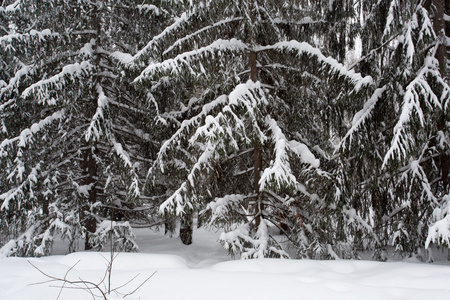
[148,94,228,177]
[0,98,16,113]
[260,118,297,191]
[0,221,40,258]
[260,117,319,191]
[404,23,415,66]
[85,84,109,142]
[118,12,190,65]
[159,144,215,215]
[90,220,138,252]
[0,110,65,155]
[289,140,320,168]
[340,86,387,150]
[382,0,398,39]
[258,5,284,39]
[136,4,166,16]
[2,44,92,100]
[220,220,289,259]
[0,29,55,45]
[190,112,238,148]
[135,38,248,82]
[0,163,40,210]
[342,207,379,244]
[22,61,93,104]
[227,80,267,116]
[426,194,450,249]
[383,56,447,167]
[272,16,324,26]
[111,138,141,201]
[0,109,64,209]
[400,5,434,66]
[0,64,32,99]
[159,182,189,215]
[0,205,77,257]
[404,159,437,204]
[205,194,246,224]
[0,0,21,13]
[259,41,373,91]
[415,5,434,43]
[148,80,267,181]
[156,81,271,215]
[190,80,268,147]
[163,17,244,56]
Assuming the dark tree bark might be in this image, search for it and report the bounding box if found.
[254,142,263,227]
[250,45,262,227]
[81,146,98,250]
[433,0,446,73]
[164,216,176,237]
[433,0,449,194]
[82,2,102,251]
[248,0,263,228]
[179,212,193,245]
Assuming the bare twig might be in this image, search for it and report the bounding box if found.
[28,216,155,299]
[123,271,157,298]
[28,260,108,299]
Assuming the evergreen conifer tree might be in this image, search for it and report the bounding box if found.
[0,0,165,256]
[340,0,449,260]
[132,0,372,258]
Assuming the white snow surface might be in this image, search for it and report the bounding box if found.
[1,227,450,300]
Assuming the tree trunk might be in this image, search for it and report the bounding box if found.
[250,48,263,226]
[433,0,446,73]
[82,146,98,250]
[249,0,258,83]
[40,190,49,217]
[250,35,262,227]
[179,212,193,245]
[433,0,449,194]
[250,50,258,82]
[82,1,102,251]
[40,194,50,229]
[444,0,450,194]
[438,119,450,194]
[164,216,176,237]
[254,142,263,227]
[248,0,263,228]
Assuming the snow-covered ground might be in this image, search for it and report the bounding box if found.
[1,227,450,300]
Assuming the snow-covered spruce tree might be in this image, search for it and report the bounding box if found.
[0,0,164,257]
[132,0,373,258]
[339,0,449,260]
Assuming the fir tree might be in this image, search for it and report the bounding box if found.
[0,0,165,256]
[132,0,372,258]
[340,0,449,260]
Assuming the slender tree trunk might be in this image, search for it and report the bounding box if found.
[179,212,193,245]
[250,50,258,82]
[164,216,176,237]
[249,0,263,227]
[249,0,258,83]
[433,0,445,73]
[81,1,102,251]
[41,193,49,217]
[439,119,450,194]
[444,0,450,195]
[433,0,449,194]
[82,146,98,250]
[254,142,263,227]
[40,194,50,229]
[250,44,262,228]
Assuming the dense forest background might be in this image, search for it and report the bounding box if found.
[0,0,448,261]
